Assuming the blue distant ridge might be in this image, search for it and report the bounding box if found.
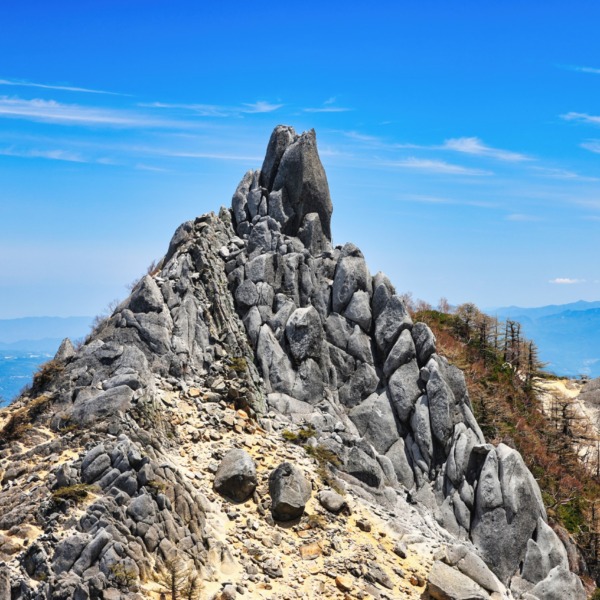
[490,302,600,378]
[0,316,92,406]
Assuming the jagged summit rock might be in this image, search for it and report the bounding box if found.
[235,125,333,243]
[0,126,586,599]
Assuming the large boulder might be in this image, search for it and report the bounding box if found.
[285,306,323,363]
[471,444,546,584]
[374,295,412,355]
[349,392,399,455]
[332,244,370,314]
[427,560,490,600]
[269,462,311,521]
[213,449,257,502]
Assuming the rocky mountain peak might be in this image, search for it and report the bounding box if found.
[235,125,333,243]
[0,126,587,599]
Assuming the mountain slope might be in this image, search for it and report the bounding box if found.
[0,126,586,600]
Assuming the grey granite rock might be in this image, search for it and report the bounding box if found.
[260,125,296,191]
[349,392,399,454]
[317,490,348,514]
[383,329,416,377]
[332,244,370,314]
[285,306,323,363]
[55,337,75,362]
[269,462,311,521]
[427,560,490,600]
[412,322,437,367]
[345,446,384,488]
[387,359,421,422]
[213,449,257,502]
[374,295,412,355]
[271,128,333,240]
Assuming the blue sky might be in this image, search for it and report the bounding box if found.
[1,0,600,318]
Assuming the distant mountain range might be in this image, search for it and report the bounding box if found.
[0,316,93,345]
[0,316,92,405]
[489,301,600,378]
[0,303,597,405]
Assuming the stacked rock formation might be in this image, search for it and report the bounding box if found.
[0,125,586,600]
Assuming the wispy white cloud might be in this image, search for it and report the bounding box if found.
[138,102,230,117]
[561,112,600,126]
[400,194,497,208]
[581,140,600,154]
[339,131,530,162]
[241,101,283,113]
[0,78,126,96]
[561,65,600,75]
[506,213,541,222]
[341,130,382,144]
[139,100,283,117]
[154,149,263,161]
[303,106,353,113]
[0,96,185,128]
[0,146,87,162]
[531,165,599,181]
[549,277,585,284]
[386,157,491,176]
[135,163,169,172]
[441,137,531,162]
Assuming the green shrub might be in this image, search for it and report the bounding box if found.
[282,425,316,443]
[51,483,97,504]
[109,563,138,589]
[0,395,51,442]
[32,360,64,392]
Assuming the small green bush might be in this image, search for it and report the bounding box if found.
[0,395,51,442]
[229,356,248,373]
[109,563,138,589]
[282,425,316,443]
[32,360,64,392]
[51,483,97,504]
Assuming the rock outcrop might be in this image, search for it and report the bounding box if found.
[0,125,586,600]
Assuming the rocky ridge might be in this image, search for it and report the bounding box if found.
[0,126,587,599]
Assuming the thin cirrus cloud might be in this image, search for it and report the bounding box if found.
[441,137,532,162]
[386,157,491,176]
[530,165,599,181]
[506,213,541,222]
[561,65,600,75]
[303,106,353,113]
[581,140,600,153]
[341,130,529,162]
[303,99,353,113]
[0,146,87,163]
[561,112,600,126]
[139,100,283,116]
[150,148,263,162]
[549,278,585,285]
[242,101,283,114]
[0,77,127,96]
[401,194,497,208]
[0,96,188,128]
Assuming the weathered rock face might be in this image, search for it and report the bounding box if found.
[0,125,586,600]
